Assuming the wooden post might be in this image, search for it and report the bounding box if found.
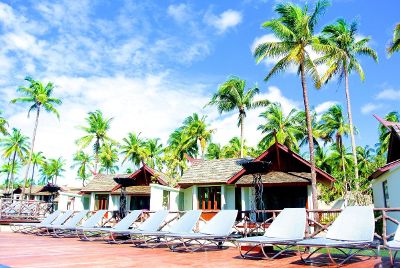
[382,210,387,246]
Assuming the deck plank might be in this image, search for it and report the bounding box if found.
[0,232,389,267]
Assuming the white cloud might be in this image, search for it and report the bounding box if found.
[315,101,338,115]
[361,103,383,115]
[376,88,400,100]
[204,9,242,34]
[167,4,190,24]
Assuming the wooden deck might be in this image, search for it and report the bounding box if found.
[0,232,390,267]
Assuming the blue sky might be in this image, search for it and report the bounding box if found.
[0,0,399,185]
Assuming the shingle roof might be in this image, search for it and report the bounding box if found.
[179,158,249,185]
[369,159,400,180]
[235,171,311,185]
[81,174,126,192]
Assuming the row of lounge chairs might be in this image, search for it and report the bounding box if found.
[10,206,400,266]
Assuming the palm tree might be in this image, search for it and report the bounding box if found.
[71,151,93,186]
[11,77,62,198]
[29,151,45,196]
[144,138,163,169]
[49,157,65,184]
[315,146,332,174]
[318,19,378,185]
[0,128,30,192]
[320,105,353,192]
[378,111,400,155]
[120,132,147,168]
[327,144,354,195]
[388,23,400,56]
[205,143,222,160]
[222,137,243,158]
[1,161,20,190]
[39,160,53,185]
[76,110,113,173]
[99,143,119,174]
[356,145,375,179]
[254,0,331,209]
[207,76,269,157]
[182,113,214,158]
[257,103,303,152]
[0,110,8,135]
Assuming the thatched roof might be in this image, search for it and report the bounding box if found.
[179,158,249,186]
[235,171,311,186]
[81,173,124,192]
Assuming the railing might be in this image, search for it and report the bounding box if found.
[235,208,400,246]
[0,198,55,221]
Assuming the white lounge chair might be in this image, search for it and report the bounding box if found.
[50,210,89,237]
[236,208,306,259]
[76,210,143,241]
[165,210,238,252]
[10,210,62,233]
[296,206,378,266]
[385,223,400,266]
[131,210,202,248]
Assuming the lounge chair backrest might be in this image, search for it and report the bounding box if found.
[113,210,142,231]
[169,210,202,234]
[200,210,238,236]
[326,206,374,242]
[81,210,108,228]
[264,208,306,239]
[138,210,169,232]
[41,210,62,225]
[63,210,89,227]
[394,224,400,241]
[52,210,74,225]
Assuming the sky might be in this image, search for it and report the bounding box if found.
[0,0,399,186]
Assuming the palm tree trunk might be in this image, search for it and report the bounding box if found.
[240,114,244,158]
[5,158,11,192]
[21,107,40,199]
[29,163,36,198]
[9,151,17,194]
[300,62,318,210]
[344,68,359,188]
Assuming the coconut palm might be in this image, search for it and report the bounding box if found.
[0,128,30,192]
[320,105,353,192]
[144,138,163,169]
[76,110,113,173]
[378,111,400,155]
[315,146,332,174]
[49,157,65,184]
[0,110,8,135]
[39,160,53,185]
[318,19,378,184]
[71,151,93,186]
[120,132,147,167]
[254,0,331,209]
[356,145,375,179]
[99,143,119,174]
[327,144,354,195]
[388,23,400,56]
[11,77,62,198]
[258,103,303,152]
[205,143,222,160]
[207,76,269,158]
[1,161,20,189]
[182,113,214,158]
[28,152,45,196]
[298,111,329,149]
[222,137,243,158]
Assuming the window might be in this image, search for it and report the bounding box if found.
[198,186,221,210]
[130,196,150,210]
[95,194,109,210]
[383,181,390,208]
[162,190,170,209]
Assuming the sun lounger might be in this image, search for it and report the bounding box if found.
[165,210,238,252]
[10,210,62,233]
[236,208,306,259]
[385,222,400,266]
[76,210,143,241]
[36,210,75,235]
[296,206,378,266]
[50,210,89,237]
[126,210,170,239]
[131,210,202,248]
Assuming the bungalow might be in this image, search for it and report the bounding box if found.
[77,163,171,212]
[369,115,400,234]
[159,142,335,214]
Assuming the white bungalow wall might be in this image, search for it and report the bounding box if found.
[149,184,180,211]
[372,165,400,235]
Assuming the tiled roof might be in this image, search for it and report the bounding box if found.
[179,158,250,185]
[114,186,151,195]
[369,159,400,180]
[235,171,311,185]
